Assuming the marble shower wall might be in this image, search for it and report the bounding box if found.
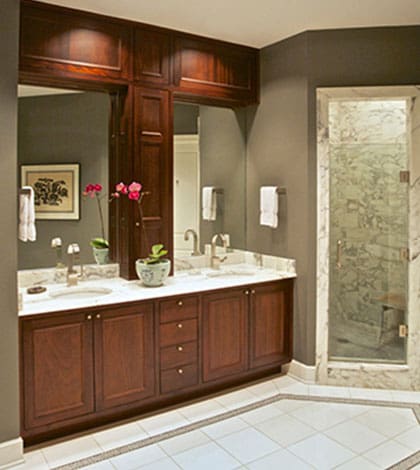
[316,86,420,390]
[328,100,408,359]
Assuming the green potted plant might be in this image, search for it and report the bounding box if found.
[83,183,109,264]
[112,182,171,286]
[135,244,170,287]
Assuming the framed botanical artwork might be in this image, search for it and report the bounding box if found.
[21,163,80,220]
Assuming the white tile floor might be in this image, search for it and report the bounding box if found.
[11,375,420,470]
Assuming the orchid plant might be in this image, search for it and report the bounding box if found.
[83,183,109,249]
[112,181,168,264]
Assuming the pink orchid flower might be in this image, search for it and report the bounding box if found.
[128,182,142,193]
[128,190,140,201]
[115,182,128,194]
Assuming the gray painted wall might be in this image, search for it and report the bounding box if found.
[199,106,247,250]
[246,33,311,364]
[18,92,109,269]
[0,0,20,445]
[174,103,199,134]
[247,26,420,365]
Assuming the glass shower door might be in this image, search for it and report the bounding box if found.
[328,99,409,363]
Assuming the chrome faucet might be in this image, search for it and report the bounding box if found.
[184,228,202,256]
[210,233,228,269]
[67,243,83,286]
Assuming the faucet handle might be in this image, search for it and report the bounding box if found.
[51,237,62,248]
[67,243,80,254]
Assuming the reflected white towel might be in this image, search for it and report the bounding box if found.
[260,186,278,228]
[19,186,36,242]
[202,186,217,221]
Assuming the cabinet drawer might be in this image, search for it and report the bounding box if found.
[160,297,199,323]
[159,318,198,347]
[160,363,198,394]
[160,341,197,370]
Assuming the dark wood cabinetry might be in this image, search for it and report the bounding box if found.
[21,312,94,429]
[250,280,293,369]
[202,289,248,382]
[158,296,199,394]
[21,303,155,433]
[202,281,292,383]
[95,304,155,410]
[174,36,258,105]
[133,28,171,86]
[133,87,172,263]
[20,280,293,444]
[20,2,130,82]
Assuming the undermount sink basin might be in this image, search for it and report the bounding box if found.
[49,286,112,300]
[206,268,257,278]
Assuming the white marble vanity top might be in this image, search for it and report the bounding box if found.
[19,264,296,317]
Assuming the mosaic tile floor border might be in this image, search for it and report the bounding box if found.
[51,393,420,470]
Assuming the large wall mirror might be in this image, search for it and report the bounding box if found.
[17,84,110,270]
[173,102,247,257]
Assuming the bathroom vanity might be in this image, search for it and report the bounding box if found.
[19,263,294,444]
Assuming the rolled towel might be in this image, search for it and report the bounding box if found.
[202,186,217,221]
[260,186,278,228]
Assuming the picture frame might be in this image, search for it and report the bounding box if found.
[21,163,80,220]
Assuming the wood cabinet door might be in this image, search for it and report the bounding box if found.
[249,281,294,369]
[134,28,171,85]
[20,2,130,81]
[21,313,94,430]
[202,289,248,382]
[174,36,258,105]
[133,87,172,262]
[94,303,155,410]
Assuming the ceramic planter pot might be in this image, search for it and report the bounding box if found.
[135,259,171,287]
[92,247,109,265]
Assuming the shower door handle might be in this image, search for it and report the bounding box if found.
[336,240,343,269]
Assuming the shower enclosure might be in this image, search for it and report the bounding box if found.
[317,86,420,389]
[328,98,409,363]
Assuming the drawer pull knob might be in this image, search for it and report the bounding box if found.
[177,323,183,329]
[178,368,184,374]
[251,289,256,294]
[96,314,101,319]
[244,289,250,295]
[177,345,184,352]
[86,315,92,320]
[177,300,183,307]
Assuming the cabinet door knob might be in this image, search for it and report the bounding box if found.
[177,345,184,352]
[244,289,250,295]
[96,314,101,319]
[177,300,183,307]
[86,315,92,320]
[135,222,140,227]
[177,368,184,375]
[251,289,256,295]
[177,323,183,329]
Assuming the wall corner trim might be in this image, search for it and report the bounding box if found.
[286,359,317,384]
[0,437,24,469]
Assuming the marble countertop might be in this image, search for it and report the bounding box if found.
[19,264,296,317]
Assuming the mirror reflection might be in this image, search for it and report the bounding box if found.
[17,85,110,270]
[173,103,247,257]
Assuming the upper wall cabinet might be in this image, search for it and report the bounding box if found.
[133,28,171,86]
[20,2,130,82]
[173,36,259,105]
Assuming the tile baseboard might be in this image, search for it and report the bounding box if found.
[286,360,316,384]
[0,437,24,469]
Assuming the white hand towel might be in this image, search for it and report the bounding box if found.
[202,186,217,221]
[19,186,37,242]
[260,186,278,228]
